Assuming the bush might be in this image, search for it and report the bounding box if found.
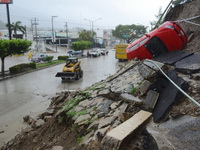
[58,56,69,60]
[9,62,36,74]
[71,41,92,51]
[44,56,54,62]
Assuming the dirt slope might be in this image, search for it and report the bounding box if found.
[164,0,200,52]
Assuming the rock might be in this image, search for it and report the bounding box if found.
[23,116,35,125]
[138,80,151,95]
[87,120,99,131]
[94,126,110,141]
[119,113,134,122]
[0,130,4,134]
[191,73,200,80]
[23,115,30,122]
[98,116,117,129]
[40,109,54,119]
[78,99,93,108]
[90,97,104,107]
[120,93,142,103]
[44,116,53,122]
[112,103,128,117]
[98,89,110,96]
[34,119,45,128]
[138,63,156,79]
[96,99,113,114]
[109,101,121,110]
[144,90,159,109]
[74,114,91,124]
[175,53,200,74]
[80,131,94,145]
[143,59,165,71]
[51,146,64,150]
[22,127,33,133]
[72,106,84,112]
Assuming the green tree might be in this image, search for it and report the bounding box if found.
[6,21,26,35]
[78,30,96,41]
[0,39,32,75]
[150,7,163,31]
[112,24,147,43]
[71,41,92,51]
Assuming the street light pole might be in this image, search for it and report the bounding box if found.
[84,18,102,47]
[51,16,57,50]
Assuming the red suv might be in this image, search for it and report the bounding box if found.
[126,21,187,60]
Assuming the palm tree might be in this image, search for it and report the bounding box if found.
[6,21,26,36]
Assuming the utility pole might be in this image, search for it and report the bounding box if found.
[65,22,69,49]
[6,4,11,40]
[30,19,34,40]
[51,16,57,51]
[32,18,39,51]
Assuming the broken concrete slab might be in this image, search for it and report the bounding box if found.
[143,59,165,71]
[138,80,151,95]
[175,53,200,74]
[138,63,156,79]
[120,93,142,103]
[144,90,159,110]
[153,70,188,122]
[154,51,193,65]
[101,110,152,150]
[74,114,91,124]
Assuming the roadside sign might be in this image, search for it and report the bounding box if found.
[0,0,13,4]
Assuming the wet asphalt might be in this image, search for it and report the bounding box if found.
[0,47,120,146]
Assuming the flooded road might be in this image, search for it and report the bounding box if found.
[0,49,120,146]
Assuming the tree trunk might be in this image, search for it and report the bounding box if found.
[1,57,5,76]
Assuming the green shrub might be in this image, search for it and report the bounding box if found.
[71,41,92,51]
[58,56,69,60]
[44,56,54,62]
[9,62,36,74]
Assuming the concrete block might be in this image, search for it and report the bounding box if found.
[101,110,152,150]
[144,90,159,109]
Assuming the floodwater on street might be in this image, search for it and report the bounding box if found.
[0,48,121,147]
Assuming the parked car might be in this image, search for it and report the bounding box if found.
[100,49,109,55]
[89,49,101,57]
[68,50,83,56]
[31,54,48,63]
[126,21,188,60]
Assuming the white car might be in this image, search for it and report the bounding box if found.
[89,49,101,57]
[31,54,48,62]
[100,49,108,55]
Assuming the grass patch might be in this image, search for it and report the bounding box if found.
[36,60,65,68]
[77,136,85,143]
[130,84,137,94]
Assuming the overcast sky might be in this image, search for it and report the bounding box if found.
[0,0,170,30]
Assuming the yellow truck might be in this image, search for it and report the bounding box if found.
[115,44,129,61]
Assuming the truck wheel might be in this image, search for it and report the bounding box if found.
[80,70,83,78]
[61,77,65,80]
[75,73,79,80]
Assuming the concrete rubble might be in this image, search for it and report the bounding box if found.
[2,57,200,150]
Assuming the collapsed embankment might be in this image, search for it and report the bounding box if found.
[1,57,200,150]
[164,0,200,52]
